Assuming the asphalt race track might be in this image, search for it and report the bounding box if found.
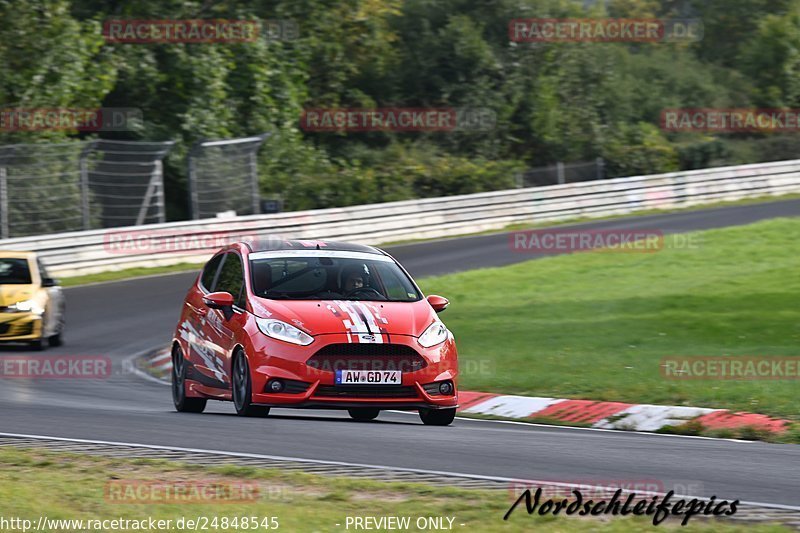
[1,199,799,507]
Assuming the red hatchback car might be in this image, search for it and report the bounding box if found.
[171,239,459,425]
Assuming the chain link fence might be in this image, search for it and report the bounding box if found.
[518,159,605,188]
[1,134,610,238]
[88,140,174,228]
[187,134,269,220]
[0,142,88,238]
[0,140,174,238]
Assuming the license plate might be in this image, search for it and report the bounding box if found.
[335,370,401,386]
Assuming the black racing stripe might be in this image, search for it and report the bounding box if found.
[352,302,373,335]
[185,360,230,389]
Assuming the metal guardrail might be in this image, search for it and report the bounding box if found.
[2,159,799,277]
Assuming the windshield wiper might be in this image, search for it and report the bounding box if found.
[262,292,291,299]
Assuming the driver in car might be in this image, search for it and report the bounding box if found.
[342,264,367,294]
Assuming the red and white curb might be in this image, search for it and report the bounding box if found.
[141,349,172,381]
[458,392,791,435]
[142,350,791,435]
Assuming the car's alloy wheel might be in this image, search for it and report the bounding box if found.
[419,407,456,426]
[232,350,270,417]
[348,408,380,421]
[172,345,206,413]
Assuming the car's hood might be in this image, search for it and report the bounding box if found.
[0,284,37,306]
[250,298,437,337]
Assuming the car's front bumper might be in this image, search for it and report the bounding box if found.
[0,312,42,341]
[248,332,459,409]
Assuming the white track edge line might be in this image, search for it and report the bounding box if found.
[0,431,797,512]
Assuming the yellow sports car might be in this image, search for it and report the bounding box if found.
[0,251,65,349]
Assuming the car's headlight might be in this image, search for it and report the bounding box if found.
[8,299,44,315]
[418,321,448,348]
[256,318,313,346]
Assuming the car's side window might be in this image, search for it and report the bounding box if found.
[215,253,246,308]
[200,254,225,292]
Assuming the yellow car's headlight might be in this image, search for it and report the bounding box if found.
[8,299,44,315]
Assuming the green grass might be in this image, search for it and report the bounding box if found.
[380,192,800,246]
[0,447,787,532]
[418,217,800,419]
[61,263,203,287]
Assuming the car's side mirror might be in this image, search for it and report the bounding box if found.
[427,295,449,313]
[203,291,234,311]
[41,277,59,287]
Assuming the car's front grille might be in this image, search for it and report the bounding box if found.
[307,343,427,372]
[314,385,419,399]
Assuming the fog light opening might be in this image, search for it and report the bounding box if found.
[438,381,454,395]
[267,379,284,393]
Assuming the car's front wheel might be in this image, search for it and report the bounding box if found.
[48,303,65,347]
[348,408,379,421]
[232,350,270,417]
[172,345,207,413]
[419,407,456,426]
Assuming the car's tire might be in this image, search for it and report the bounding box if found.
[48,304,65,347]
[48,332,63,347]
[419,407,456,426]
[172,345,207,413]
[28,337,46,351]
[232,350,270,418]
[348,408,380,421]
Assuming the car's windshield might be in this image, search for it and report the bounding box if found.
[0,258,32,285]
[250,255,421,302]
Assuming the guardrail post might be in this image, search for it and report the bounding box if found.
[557,162,565,185]
[596,157,605,180]
[0,167,8,239]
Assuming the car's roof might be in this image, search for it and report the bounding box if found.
[245,238,385,256]
[0,250,36,260]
